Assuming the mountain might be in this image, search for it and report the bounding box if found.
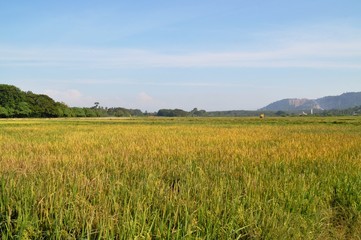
[316,92,361,110]
[260,92,361,112]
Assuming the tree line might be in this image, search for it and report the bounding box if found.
[0,84,210,118]
[1,84,360,118]
[0,84,144,118]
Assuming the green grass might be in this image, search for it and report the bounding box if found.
[0,117,361,239]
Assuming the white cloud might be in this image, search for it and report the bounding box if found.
[134,91,165,111]
[44,89,95,107]
[0,41,360,69]
[1,24,360,69]
[137,92,154,103]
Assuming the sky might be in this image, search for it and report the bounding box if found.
[1,0,361,111]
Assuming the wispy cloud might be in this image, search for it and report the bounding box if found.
[1,41,360,69]
[1,23,361,69]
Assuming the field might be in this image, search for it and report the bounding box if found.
[1,117,361,239]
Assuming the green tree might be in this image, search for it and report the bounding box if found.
[0,106,9,118]
[84,108,97,117]
[72,108,86,117]
[16,102,32,117]
[157,109,188,117]
[0,85,26,110]
[25,93,60,117]
[275,111,287,117]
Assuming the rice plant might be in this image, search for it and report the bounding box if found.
[0,117,361,239]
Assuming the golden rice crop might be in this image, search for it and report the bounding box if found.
[0,117,361,239]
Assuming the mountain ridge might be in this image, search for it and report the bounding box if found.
[260,92,361,112]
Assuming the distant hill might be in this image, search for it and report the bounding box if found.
[260,92,361,112]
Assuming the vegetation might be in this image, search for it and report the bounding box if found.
[157,108,188,117]
[0,84,144,118]
[206,110,276,117]
[0,84,66,118]
[1,117,361,239]
[318,105,361,116]
[2,84,361,118]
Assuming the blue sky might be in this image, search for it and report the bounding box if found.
[1,0,360,111]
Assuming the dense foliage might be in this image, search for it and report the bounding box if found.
[318,105,361,116]
[0,84,144,118]
[0,85,65,118]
